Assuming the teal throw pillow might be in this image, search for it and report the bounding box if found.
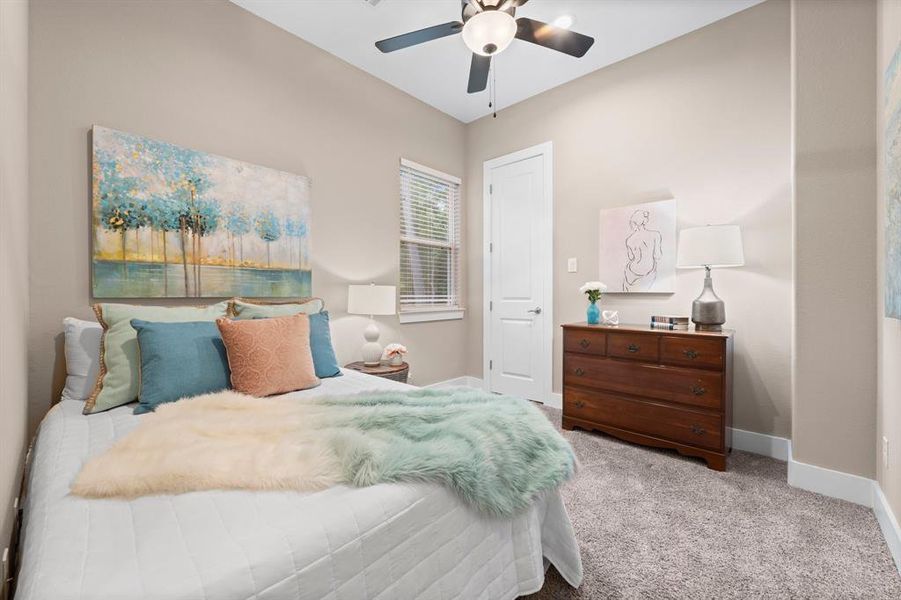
[131,319,231,414]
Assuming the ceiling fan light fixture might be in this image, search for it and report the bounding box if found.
[552,15,574,29]
[462,10,517,56]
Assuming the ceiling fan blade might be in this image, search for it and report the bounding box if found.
[515,17,595,58]
[375,21,463,53]
[467,53,491,93]
[497,0,529,10]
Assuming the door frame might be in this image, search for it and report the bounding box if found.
[482,141,554,403]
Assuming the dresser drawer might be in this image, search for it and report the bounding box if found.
[607,333,659,362]
[660,336,724,369]
[563,387,723,450]
[563,329,606,356]
[564,353,723,410]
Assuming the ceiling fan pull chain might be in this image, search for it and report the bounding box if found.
[492,58,497,118]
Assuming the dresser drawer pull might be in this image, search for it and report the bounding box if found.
[690,424,706,436]
[574,400,586,409]
[690,385,707,396]
[627,344,640,353]
[574,367,586,376]
[579,339,591,349]
[683,349,699,359]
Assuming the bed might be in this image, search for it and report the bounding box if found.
[15,369,582,600]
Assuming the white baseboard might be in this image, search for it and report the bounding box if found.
[787,445,875,507]
[729,428,791,461]
[547,392,562,409]
[424,376,566,408]
[425,376,484,390]
[873,483,901,574]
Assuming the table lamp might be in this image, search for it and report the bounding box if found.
[676,225,744,331]
[347,283,397,365]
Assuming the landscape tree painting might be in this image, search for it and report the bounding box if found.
[92,126,311,298]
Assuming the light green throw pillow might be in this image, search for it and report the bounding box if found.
[84,302,229,414]
[231,298,324,319]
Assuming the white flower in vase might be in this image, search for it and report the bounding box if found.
[382,343,408,366]
[579,281,608,303]
[580,281,607,325]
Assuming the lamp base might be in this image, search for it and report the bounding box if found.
[691,267,726,331]
[361,320,383,366]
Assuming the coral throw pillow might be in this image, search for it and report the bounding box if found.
[216,313,320,396]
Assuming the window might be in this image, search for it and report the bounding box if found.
[398,158,464,323]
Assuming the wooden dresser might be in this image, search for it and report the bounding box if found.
[562,323,733,470]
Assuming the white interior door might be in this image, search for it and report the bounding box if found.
[484,144,552,401]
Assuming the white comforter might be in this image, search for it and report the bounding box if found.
[16,370,582,600]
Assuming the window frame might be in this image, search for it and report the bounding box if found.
[398,158,464,324]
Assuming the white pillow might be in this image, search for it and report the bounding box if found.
[62,317,102,402]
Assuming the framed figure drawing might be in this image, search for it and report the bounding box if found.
[599,199,676,293]
[91,126,311,298]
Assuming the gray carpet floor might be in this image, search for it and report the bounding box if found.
[525,407,901,599]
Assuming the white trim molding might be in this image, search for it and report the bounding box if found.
[729,428,791,461]
[547,392,563,410]
[399,157,461,185]
[787,445,876,507]
[398,308,465,324]
[424,376,484,390]
[482,141,555,406]
[873,484,901,575]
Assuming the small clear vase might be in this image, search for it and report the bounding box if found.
[586,300,600,325]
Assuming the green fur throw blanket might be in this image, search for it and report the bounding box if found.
[72,388,577,517]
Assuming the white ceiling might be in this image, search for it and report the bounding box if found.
[231,0,764,123]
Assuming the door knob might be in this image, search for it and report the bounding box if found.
[527,307,542,314]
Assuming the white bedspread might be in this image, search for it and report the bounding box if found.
[16,370,582,600]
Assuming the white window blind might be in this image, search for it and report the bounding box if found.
[399,159,462,314]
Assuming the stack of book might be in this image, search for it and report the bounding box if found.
[650,315,690,330]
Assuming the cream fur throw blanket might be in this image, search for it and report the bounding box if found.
[71,388,577,516]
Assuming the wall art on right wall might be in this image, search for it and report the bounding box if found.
[599,199,677,293]
[886,41,901,319]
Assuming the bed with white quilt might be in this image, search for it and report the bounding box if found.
[16,369,582,600]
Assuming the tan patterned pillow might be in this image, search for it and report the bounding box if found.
[216,313,320,396]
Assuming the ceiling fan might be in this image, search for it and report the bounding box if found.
[375,0,595,94]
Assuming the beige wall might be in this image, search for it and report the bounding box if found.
[792,0,878,478]
[0,0,29,562]
[464,0,793,437]
[878,0,901,519]
[28,0,466,432]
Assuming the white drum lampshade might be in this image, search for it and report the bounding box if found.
[347,284,396,365]
[677,225,745,269]
[676,225,744,331]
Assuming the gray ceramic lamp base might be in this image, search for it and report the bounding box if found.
[692,268,726,331]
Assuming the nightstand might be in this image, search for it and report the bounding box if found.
[344,361,410,384]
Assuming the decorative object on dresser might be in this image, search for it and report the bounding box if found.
[579,281,607,324]
[676,225,744,331]
[344,361,410,384]
[347,283,397,365]
[650,315,690,330]
[601,309,619,326]
[562,322,733,470]
[599,199,677,293]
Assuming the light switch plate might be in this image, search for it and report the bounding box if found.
[567,258,578,273]
[883,436,890,470]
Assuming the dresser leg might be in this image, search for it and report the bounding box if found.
[561,417,575,431]
[705,454,726,471]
